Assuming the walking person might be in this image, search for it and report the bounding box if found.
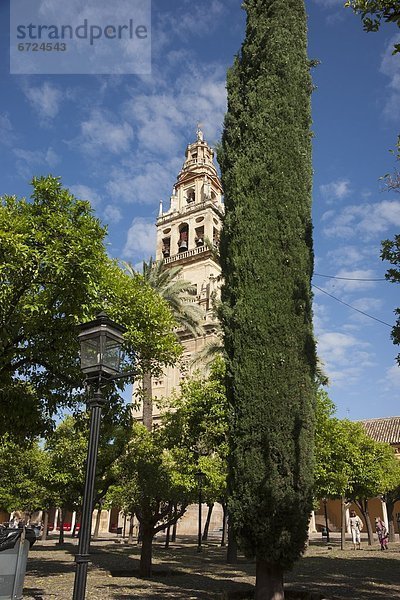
[349,509,363,550]
[375,517,389,550]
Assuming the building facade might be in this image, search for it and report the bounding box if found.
[132,128,224,423]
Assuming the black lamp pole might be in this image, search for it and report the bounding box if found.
[72,389,105,600]
[72,312,127,600]
[195,470,205,553]
[197,485,202,553]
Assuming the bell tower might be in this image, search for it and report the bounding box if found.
[156,126,224,266]
[145,128,224,416]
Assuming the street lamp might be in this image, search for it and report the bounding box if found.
[73,312,126,600]
[195,470,206,553]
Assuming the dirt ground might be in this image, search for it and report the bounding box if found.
[22,534,400,599]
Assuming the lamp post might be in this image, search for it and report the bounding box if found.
[195,470,205,553]
[72,312,126,600]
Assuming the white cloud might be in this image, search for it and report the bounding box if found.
[380,34,400,120]
[103,204,122,224]
[321,209,335,222]
[123,217,156,259]
[326,244,378,268]
[13,146,60,178]
[350,296,383,312]
[153,0,226,55]
[123,64,227,156]
[312,0,343,6]
[313,301,331,332]
[107,63,226,207]
[78,109,134,155]
[319,179,351,202]
[69,184,101,208]
[45,147,60,167]
[386,364,400,387]
[321,269,378,294]
[323,200,400,239]
[172,0,225,39]
[346,296,384,326]
[106,157,181,204]
[23,82,62,121]
[316,331,375,387]
[0,114,15,146]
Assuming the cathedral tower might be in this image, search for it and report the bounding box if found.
[135,128,224,421]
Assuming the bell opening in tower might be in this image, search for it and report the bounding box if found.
[178,224,189,253]
[162,237,171,258]
[186,188,195,203]
[195,226,204,247]
[213,227,220,248]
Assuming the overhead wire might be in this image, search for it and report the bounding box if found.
[312,284,393,328]
[314,273,386,282]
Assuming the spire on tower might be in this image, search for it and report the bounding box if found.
[196,122,204,142]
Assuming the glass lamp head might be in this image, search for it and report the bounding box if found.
[78,311,126,381]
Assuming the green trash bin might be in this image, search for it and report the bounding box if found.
[0,528,33,600]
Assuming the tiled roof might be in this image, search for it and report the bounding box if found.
[360,417,400,445]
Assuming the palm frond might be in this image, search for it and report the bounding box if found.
[190,337,224,367]
[123,256,205,336]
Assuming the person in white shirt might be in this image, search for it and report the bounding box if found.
[349,509,363,550]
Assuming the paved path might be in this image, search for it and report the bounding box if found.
[23,535,400,599]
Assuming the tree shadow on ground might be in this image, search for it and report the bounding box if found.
[22,588,45,600]
[288,554,400,600]
[25,540,400,600]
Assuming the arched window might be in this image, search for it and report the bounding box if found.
[178,223,189,253]
[186,187,195,203]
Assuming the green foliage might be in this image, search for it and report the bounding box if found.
[314,390,400,500]
[44,416,87,511]
[0,176,181,439]
[44,405,135,513]
[314,390,351,498]
[344,422,400,501]
[162,357,229,503]
[123,257,203,429]
[0,435,49,513]
[0,176,106,437]
[381,234,400,363]
[102,258,181,371]
[108,423,195,531]
[123,257,204,338]
[345,0,400,52]
[218,0,316,572]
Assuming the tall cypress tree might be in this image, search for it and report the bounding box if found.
[218,1,316,598]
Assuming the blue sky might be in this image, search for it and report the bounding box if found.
[1,0,399,420]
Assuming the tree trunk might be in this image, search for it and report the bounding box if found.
[255,559,284,600]
[227,517,237,564]
[139,528,154,577]
[41,511,49,542]
[72,514,79,538]
[57,508,65,545]
[165,504,172,548]
[323,499,330,543]
[386,498,396,542]
[356,498,373,545]
[142,371,153,431]
[340,496,346,550]
[202,503,214,541]
[128,515,134,544]
[172,504,178,542]
[93,507,102,540]
[165,523,171,548]
[221,502,228,547]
